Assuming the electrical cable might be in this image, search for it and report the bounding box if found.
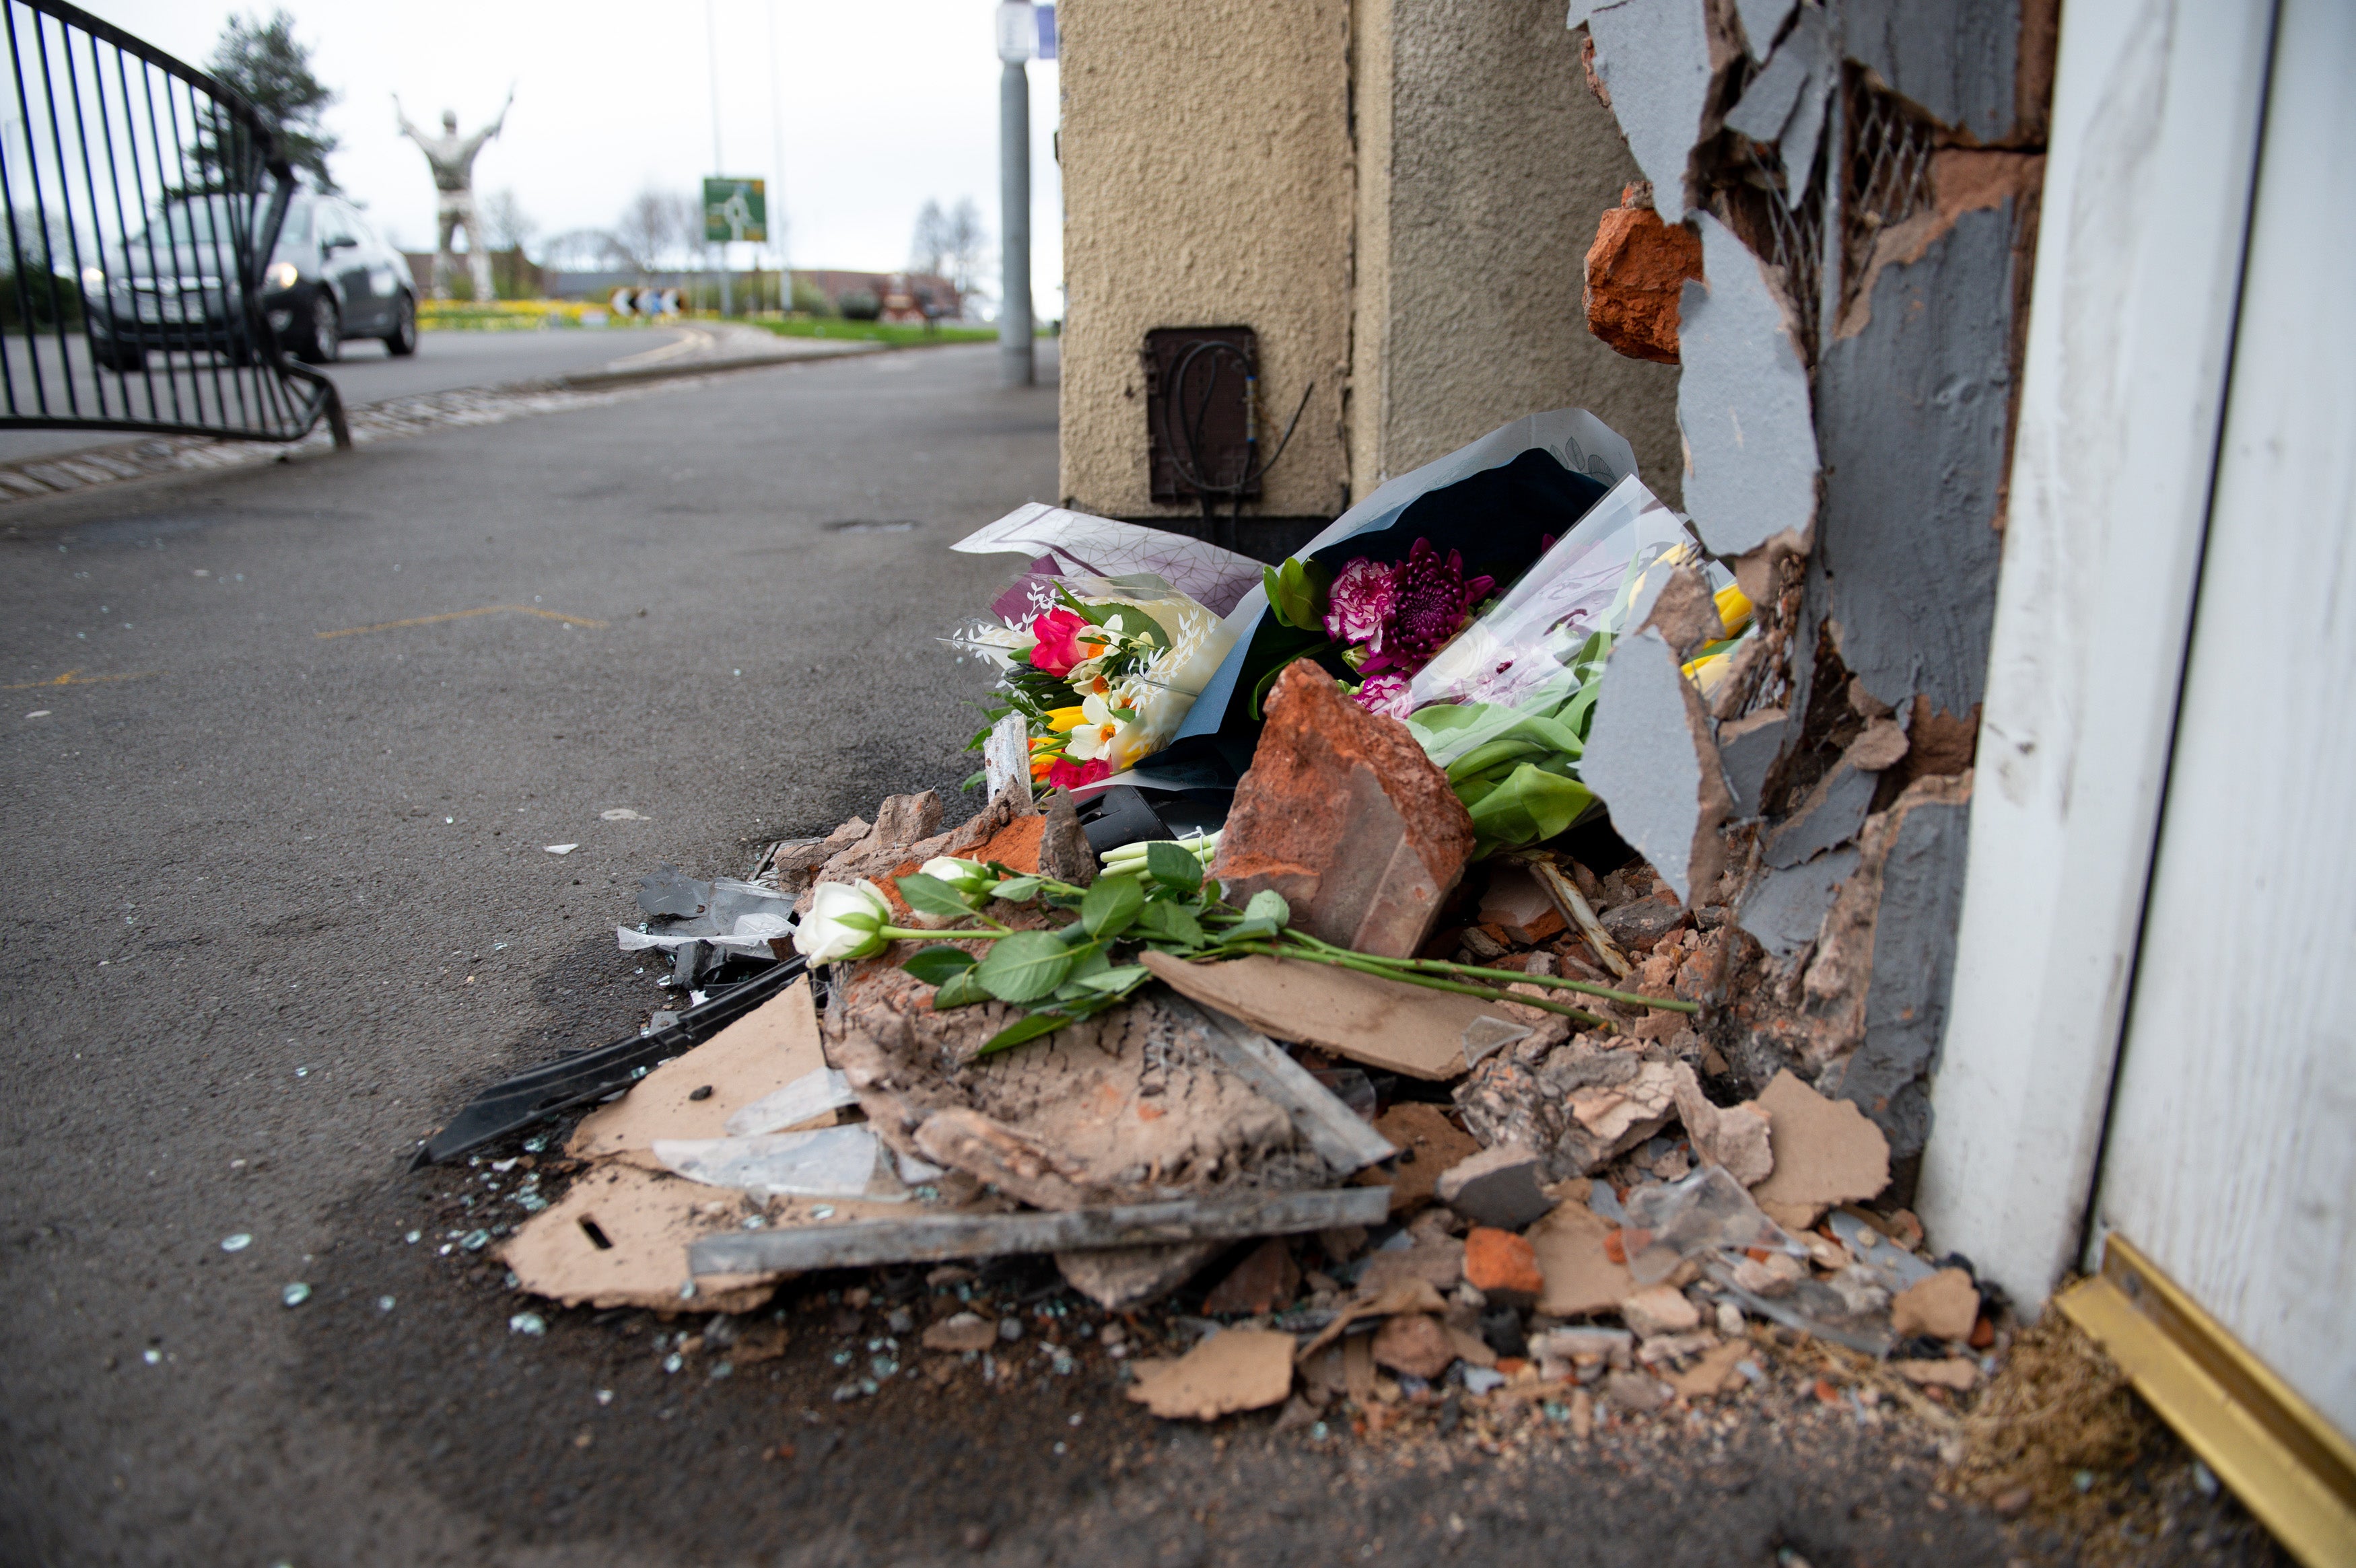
[1156,336,1314,550]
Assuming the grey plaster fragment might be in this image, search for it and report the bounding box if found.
[1832,801,1970,1159]
[1723,13,1815,141]
[1677,213,1820,558]
[1570,0,1714,223]
[1715,707,1787,817]
[1843,0,2021,145]
[1582,627,1729,906]
[1817,205,2017,715]
[1737,845,1859,959]
[1776,28,1834,197]
[1762,759,1875,868]
[1732,0,1797,60]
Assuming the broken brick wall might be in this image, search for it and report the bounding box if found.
[1569,0,2054,1182]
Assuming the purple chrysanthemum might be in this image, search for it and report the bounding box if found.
[1352,671,1415,719]
[1371,538,1492,674]
[1324,557,1397,648]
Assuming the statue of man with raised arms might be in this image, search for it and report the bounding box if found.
[394,90,513,302]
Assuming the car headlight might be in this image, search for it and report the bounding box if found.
[81,266,104,290]
[265,261,299,291]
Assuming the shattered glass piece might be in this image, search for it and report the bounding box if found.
[1828,1209,1937,1294]
[1622,1165,1802,1284]
[219,1233,252,1253]
[1709,1261,1893,1356]
[1461,1014,1532,1071]
[460,1229,491,1251]
[724,1067,857,1137]
[509,1312,547,1337]
[663,1352,684,1374]
[378,1295,396,1313]
[142,1347,163,1365]
[281,1282,311,1308]
[653,1127,884,1197]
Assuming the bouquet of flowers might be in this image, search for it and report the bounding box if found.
[1262,475,1753,855]
[957,575,1237,791]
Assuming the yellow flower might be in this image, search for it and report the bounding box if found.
[1044,705,1087,733]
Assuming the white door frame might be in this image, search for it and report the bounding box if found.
[1914,0,2279,1311]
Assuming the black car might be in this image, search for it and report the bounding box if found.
[82,189,417,371]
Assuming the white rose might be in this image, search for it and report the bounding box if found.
[793,880,892,963]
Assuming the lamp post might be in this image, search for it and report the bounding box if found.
[995,1,1034,386]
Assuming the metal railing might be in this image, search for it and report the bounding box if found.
[0,0,344,448]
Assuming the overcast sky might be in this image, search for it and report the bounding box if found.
[81,0,1064,308]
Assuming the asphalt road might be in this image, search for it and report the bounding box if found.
[0,324,698,463]
[0,342,2122,1567]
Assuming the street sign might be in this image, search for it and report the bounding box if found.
[702,177,767,244]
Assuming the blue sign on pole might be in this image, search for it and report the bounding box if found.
[1035,5,1056,60]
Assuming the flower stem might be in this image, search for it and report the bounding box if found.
[1236,941,1606,1028]
[878,925,1010,943]
[1282,931,1696,1014]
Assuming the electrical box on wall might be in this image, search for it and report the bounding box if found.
[1142,326,1261,505]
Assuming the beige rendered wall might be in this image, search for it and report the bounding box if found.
[1056,0,1356,521]
[1355,0,1682,502]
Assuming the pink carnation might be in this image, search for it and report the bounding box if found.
[1045,754,1111,791]
[1352,672,1415,719]
[1323,557,1397,649]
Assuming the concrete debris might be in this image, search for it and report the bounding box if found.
[567,977,832,1168]
[1367,1103,1482,1214]
[1667,1062,1772,1184]
[1890,1355,1978,1392]
[1370,1313,1457,1381]
[1212,662,1477,959]
[1618,1283,1702,1340]
[1890,1267,1980,1342]
[1528,1192,1638,1318]
[921,1312,999,1353]
[1747,1070,1893,1230]
[1200,1237,1301,1316]
[1142,952,1515,1082]
[1125,1327,1296,1421]
[1434,1144,1554,1231]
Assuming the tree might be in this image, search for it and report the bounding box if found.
[944,197,989,307]
[909,199,950,275]
[481,188,537,297]
[607,188,702,278]
[207,11,338,190]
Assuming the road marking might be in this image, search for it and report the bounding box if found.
[3,668,158,690]
[316,605,610,641]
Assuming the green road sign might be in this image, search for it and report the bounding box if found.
[703,177,767,243]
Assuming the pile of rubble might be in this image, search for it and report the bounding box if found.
[419,638,1999,1433]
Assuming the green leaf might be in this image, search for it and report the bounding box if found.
[1081,874,1145,939]
[1144,840,1204,894]
[973,1009,1082,1057]
[989,874,1043,904]
[903,945,978,985]
[932,968,991,1009]
[1244,889,1290,926]
[896,874,977,919]
[1262,557,1332,631]
[973,930,1078,1003]
[1460,762,1596,853]
[1071,964,1150,997]
[1132,899,1206,948]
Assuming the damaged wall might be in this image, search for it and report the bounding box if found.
[1354,0,1684,501]
[1570,0,2052,1172]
